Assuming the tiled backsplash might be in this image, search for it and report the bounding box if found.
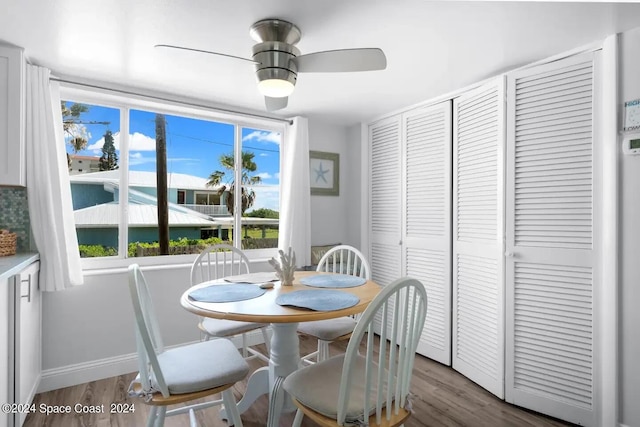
[0,188,30,252]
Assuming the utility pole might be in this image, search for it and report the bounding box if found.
[155,114,169,255]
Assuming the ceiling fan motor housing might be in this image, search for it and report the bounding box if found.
[250,19,301,91]
[252,41,299,87]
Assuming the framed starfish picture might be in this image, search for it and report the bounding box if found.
[309,151,339,196]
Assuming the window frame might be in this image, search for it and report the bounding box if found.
[194,191,221,206]
[60,84,285,271]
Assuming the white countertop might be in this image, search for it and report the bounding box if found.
[0,253,40,281]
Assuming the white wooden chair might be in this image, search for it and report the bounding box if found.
[191,244,270,362]
[127,264,248,427]
[298,245,371,364]
[284,276,428,427]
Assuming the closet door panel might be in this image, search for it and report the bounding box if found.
[370,116,402,242]
[369,116,402,335]
[453,78,505,398]
[402,102,452,364]
[505,51,596,427]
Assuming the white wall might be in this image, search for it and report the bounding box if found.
[41,266,192,371]
[39,259,272,391]
[345,124,363,248]
[619,27,640,427]
[308,118,361,249]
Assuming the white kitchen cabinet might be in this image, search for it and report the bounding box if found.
[0,43,26,187]
[8,261,41,427]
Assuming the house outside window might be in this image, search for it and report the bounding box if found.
[61,88,282,265]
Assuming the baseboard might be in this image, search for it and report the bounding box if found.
[38,351,140,393]
[619,424,630,427]
[39,329,268,393]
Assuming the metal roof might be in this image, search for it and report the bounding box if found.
[74,202,217,228]
[69,170,218,191]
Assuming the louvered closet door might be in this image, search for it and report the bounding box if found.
[402,102,452,365]
[505,52,597,426]
[369,116,402,334]
[453,78,505,398]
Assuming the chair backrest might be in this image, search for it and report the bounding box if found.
[128,264,170,397]
[316,244,371,280]
[337,277,427,426]
[190,243,251,285]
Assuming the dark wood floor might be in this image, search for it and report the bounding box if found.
[25,335,574,427]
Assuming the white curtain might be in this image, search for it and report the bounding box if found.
[25,65,84,291]
[278,116,311,267]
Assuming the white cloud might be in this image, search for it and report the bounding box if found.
[257,172,272,180]
[129,132,158,151]
[243,130,281,145]
[86,134,109,151]
[259,153,269,157]
[249,185,280,212]
[86,131,157,152]
[128,155,156,167]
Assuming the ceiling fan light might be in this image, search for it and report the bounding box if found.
[258,78,295,98]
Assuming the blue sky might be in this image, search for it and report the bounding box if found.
[63,102,281,211]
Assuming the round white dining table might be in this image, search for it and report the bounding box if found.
[180,270,381,427]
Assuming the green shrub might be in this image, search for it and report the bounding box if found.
[127,237,225,257]
[245,208,279,218]
[79,245,117,258]
[81,236,278,258]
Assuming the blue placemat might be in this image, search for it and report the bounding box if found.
[300,274,366,288]
[188,284,266,303]
[276,290,360,311]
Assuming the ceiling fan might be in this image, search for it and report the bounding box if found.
[155,18,387,111]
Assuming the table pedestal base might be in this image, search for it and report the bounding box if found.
[221,322,300,427]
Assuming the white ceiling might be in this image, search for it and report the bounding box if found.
[3,1,640,126]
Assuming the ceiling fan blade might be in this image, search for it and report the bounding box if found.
[154,44,258,64]
[265,96,288,111]
[293,48,386,73]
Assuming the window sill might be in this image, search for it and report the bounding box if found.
[80,247,279,276]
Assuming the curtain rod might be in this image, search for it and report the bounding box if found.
[49,77,293,125]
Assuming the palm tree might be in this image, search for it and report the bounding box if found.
[61,102,110,169]
[206,151,262,215]
[62,102,89,168]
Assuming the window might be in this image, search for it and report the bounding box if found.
[194,192,222,207]
[61,90,282,262]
